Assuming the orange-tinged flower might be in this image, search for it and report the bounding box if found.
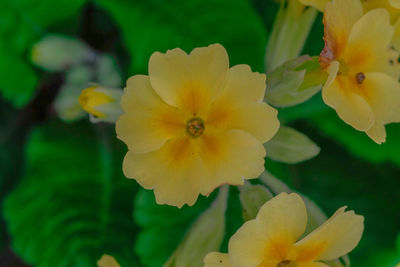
[320,0,400,144]
[204,193,364,267]
[116,44,279,207]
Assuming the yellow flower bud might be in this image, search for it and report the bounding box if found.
[79,86,123,123]
[97,254,120,267]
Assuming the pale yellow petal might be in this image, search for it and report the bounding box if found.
[389,0,400,9]
[366,120,387,144]
[345,9,394,74]
[322,76,375,131]
[229,219,281,267]
[323,61,339,88]
[229,193,307,266]
[294,207,364,261]
[205,64,279,143]
[362,72,400,124]
[148,44,228,114]
[392,19,400,51]
[299,0,329,11]
[323,0,363,57]
[123,137,205,207]
[219,64,267,102]
[203,252,233,267]
[116,75,185,153]
[197,129,266,194]
[97,255,120,267]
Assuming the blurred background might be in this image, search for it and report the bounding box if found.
[0,0,399,266]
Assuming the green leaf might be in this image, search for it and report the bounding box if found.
[310,109,400,166]
[134,186,243,267]
[94,0,267,73]
[3,121,139,267]
[264,126,320,164]
[0,0,87,107]
[238,182,273,221]
[133,189,214,267]
[164,187,228,267]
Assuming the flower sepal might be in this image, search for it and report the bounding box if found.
[265,55,327,107]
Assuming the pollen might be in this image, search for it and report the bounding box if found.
[186,117,205,138]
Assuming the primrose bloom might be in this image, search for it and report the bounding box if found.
[116,44,279,207]
[97,255,120,267]
[79,86,123,123]
[320,0,400,144]
[204,193,364,267]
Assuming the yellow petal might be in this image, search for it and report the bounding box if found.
[116,75,185,153]
[79,86,114,118]
[299,0,329,11]
[97,255,120,267]
[323,61,339,88]
[294,207,364,261]
[148,44,228,114]
[123,137,204,207]
[197,129,267,194]
[204,252,233,267]
[219,64,267,103]
[366,120,387,144]
[344,9,394,74]
[392,19,400,50]
[323,0,363,58]
[322,76,375,131]
[205,65,279,143]
[389,0,400,9]
[228,193,307,265]
[362,72,400,124]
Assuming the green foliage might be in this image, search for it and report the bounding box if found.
[3,121,139,267]
[0,0,87,107]
[310,109,400,167]
[94,0,267,74]
[134,187,243,267]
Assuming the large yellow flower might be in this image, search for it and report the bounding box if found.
[204,193,364,267]
[116,44,279,207]
[319,0,400,144]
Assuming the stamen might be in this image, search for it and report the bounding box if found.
[356,72,365,84]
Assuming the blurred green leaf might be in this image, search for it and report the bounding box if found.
[0,0,87,107]
[94,0,267,74]
[3,121,139,267]
[264,126,320,164]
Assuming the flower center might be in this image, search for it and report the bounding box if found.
[356,72,365,84]
[186,117,205,138]
[276,260,297,267]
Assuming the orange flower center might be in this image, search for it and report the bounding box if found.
[186,117,205,138]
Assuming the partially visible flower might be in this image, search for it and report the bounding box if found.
[31,35,93,71]
[97,255,120,267]
[79,86,123,123]
[204,192,364,267]
[116,44,279,207]
[320,0,400,144]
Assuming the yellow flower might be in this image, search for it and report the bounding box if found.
[97,255,120,267]
[79,86,123,123]
[116,44,279,208]
[204,193,364,267]
[319,0,400,144]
